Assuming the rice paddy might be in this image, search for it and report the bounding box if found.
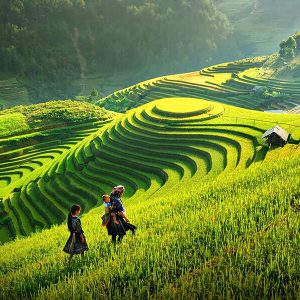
[0,57,300,299]
[98,57,300,113]
[0,78,30,108]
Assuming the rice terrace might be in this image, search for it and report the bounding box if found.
[1,1,300,299]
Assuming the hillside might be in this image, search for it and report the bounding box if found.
[0,100,115,241]
[97,56,300,113]
[214,0,300,56]
[0,100,114,137]
[0,97,299,298]
[1,96,300,243]
[0,0,231,103]
[1,55,300,298]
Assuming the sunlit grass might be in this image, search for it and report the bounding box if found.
[0,153,299,299]
[1,58,300,298]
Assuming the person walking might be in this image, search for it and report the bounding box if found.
[63,204,88,264]
[105,185,136,244]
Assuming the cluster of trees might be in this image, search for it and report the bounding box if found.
[0,0,232,100]
[279,32,300,60]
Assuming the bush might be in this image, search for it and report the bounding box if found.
[279,36,297,59]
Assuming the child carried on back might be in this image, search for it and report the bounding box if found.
[101,193,137,235]
[101,194,130,226]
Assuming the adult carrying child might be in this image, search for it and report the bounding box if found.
[102,185,137,244]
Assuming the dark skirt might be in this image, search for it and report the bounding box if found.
[106,215,137,236]
[126,222,137,233]
[63,233,88,254]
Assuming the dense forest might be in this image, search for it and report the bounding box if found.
[0,0,232,101]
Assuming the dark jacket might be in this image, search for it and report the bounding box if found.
[110,194,125,213]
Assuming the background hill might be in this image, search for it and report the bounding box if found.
[214,0,300,57]
[96,56,300,114]
[0,0,231,104]
[2,0,300,107]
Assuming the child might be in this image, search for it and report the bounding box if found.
[63,204,88,265]
[101,194,130,226]
[102,194,117,225]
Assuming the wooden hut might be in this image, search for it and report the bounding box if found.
[262,125,289,147]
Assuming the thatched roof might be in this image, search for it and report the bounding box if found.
[262,125,289,141]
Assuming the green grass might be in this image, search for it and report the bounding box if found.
[0,100,115,138]
[0,113,29,137]
[0,58,300,298]
[1,96,299,243]
[0,149,299,299]
[96,56,300,113]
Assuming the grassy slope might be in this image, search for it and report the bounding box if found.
[0,58,300,298]
[0,78,30,108]
[96,56,300,113]
[214,0,300,56]
[0,147,299,299]
[0,101,115,241]
[0,100,114,138]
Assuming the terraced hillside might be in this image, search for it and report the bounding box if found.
[1,97,300,243]
[0,101,115,242]
[1,99,300,299]
[214,0,300,56]
[97,57,300,112]
[0,78,30,108]
[288,105,300,114]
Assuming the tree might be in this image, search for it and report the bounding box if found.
[0,0,232,101]
[88,88,99,102]
[279,36,297,60]
[293,32,300,53]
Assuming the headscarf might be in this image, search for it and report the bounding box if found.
[112,185,125,195]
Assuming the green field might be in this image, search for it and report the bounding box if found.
[0,57,300,299]
[0,78,30,108]
[97,56,300,113]
[0,101,115,241]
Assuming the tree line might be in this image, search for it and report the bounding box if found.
[279,32,300,60]
[0,0,232,100]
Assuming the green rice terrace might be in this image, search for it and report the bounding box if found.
[0,78,30,108]
[1,58,300,299]
[0,101,115,240]
[97,57,300,113]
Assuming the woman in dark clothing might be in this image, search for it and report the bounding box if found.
[63,204,88,264]
[106,185,137,244]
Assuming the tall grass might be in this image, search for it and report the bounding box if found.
[0,153,299,299]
